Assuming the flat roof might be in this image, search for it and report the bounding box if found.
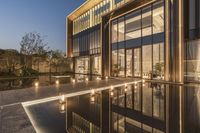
[67,0,103,21]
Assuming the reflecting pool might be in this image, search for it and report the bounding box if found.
[24,81,200,133]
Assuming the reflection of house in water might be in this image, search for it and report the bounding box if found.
[66,82,200,133]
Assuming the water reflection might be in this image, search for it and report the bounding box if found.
[65,82,200,133]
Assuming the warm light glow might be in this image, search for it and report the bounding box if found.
[35,82,39,87]
[91,89,95,95]
[142,83,145,87]
[134,85,137,89]
[124,83,127,87]
[90,96,95,103]
[110,91,114,96]
[105,76,108,80]
[59,95,65,104]
[124,87,127,92]
[142,79,145,83]
[96,77,101,80]
[59,103,65,113]
[72,79,75,83]
[55,80,59,85]
[110,85,113,91]
[85,77,89,82]
[134,81,137,85]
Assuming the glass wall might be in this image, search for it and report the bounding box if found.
[125,10,141,40]
[134,48,141,77]
[73,27,100,57]
[126,49,132,77]
[72,0,134,35]
[185,39,200,82]
[92,55,101,75]
[111,83,165,119]
[75,57,90,74]
[153,43,164,79]
[142,45,152,79]
[111,0,164,79]
[112,113,165,133]
[118,49,125,77]
[72,112,100,133]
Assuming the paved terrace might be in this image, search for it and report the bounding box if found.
[0,78,138,133]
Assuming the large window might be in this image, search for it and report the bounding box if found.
[153,1,164,34]
[75,57,90,74]
[185,39,200,82]
[125,10,141,40]
[118,17,125,42]
[142,6,152,36]
[111,0,164,79]
[92,55,101,75]
[73,27,100,57]
[112,20,118,43]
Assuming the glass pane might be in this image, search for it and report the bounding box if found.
[75,57,90,74]
[143,124,152,133]
[126,85,133,109]
[185,39,200,81]
[92,56,101,75]
[118,114,125,133]
[153,128,164,133]
[112,112,118,132]
[126,10,141,33]
[112,89,118,105]
[118,88,125,107]
[118,49,125,77]
[143,83,152,116]
[112,20,118,43]
[142,6,152,36]
[112,50,118,76]
[153,43,164,79]
[134,48,141,77]
[126,30,141,40]
[153,84,165,120]
[134,83,141,111]
[126,49,132,77]
[153,0,164,34]
[142,45,152,79]
[118,17,125,42]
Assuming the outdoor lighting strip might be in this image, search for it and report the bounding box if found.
[21,79,142,133]
[22,79,143,107]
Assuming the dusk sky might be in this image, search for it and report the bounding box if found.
[0,0,85,52]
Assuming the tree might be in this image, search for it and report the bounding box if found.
[0,49,20,76]
[47,50,64,73]
[20,32,48,71]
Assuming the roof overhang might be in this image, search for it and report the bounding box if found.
[67,0,103,21]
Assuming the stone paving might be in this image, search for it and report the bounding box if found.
[0,78,136,133]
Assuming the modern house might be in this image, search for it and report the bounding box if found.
[67,0,200,84]
[66,1,200,133]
